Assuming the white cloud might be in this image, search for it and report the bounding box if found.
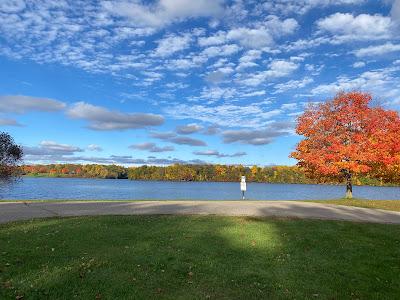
[352,61,366,68]
[176,123,203,134]
[261,0,365,15]
[164,102,282,128]
[0,0,26,13]
[168,136,206,146]
[153,34,192,57]
[240,90,266,97]
[222,122,293,145]
[231,15,298,48]
[311,67,400,105]
[316,13,394,43]
[200,15,298,49]
[240,60,299,86]
[130,142,174,152]
[87,144,103,151]
[281,103,298,110]
[67,102,164,131]
[104,0,224,28]
[273,77,313,93]
[25,141,84,157]
[353,42,400,57]
[391,0,400,23]
[166,58,198,70]
[40,141,82,153]
[236,50,262,71]
[201,44,240,58]
[193,150,246,158]
[0,95,66,114]
[149,131,207,146]
[227,27,274,49]
[198,87,237,101]
[198,31,227,47]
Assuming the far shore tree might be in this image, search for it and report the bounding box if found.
[291,91,400,198]
[0,132,23,180]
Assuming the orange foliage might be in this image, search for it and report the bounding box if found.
[291,91,400,181]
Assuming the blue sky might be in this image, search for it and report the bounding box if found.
[0,0,399,166]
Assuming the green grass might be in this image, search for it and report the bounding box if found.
[307,199,400,212]
[1,216,400,299]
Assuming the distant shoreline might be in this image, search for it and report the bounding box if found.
[20,175,400,188]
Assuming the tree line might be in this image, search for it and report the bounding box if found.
[21,163,398,186]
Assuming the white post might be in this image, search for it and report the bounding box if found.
[240,176,246,200]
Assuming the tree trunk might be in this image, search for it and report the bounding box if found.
[345,171,353,199]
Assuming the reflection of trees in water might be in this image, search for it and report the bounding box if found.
[0,131,24,200]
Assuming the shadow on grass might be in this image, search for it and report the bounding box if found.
[1,212,400,299]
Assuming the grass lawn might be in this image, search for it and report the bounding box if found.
[1,216,400,299]
[307,199,400,212]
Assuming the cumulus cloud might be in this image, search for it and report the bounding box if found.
[311,67,400,104]
[87,144,103,151]
[262,0,365,15]
[240,60,299,86]
[193,150,246,158]
[40,141,82,152]
[164,102,282,128]
[24,153,206,166]
[352,61,366,68]
[198,31,227,47]
[203,125,220,135]
[198,16,298,49]
[104,0,224,27]
[273,77,313,94]
[170,136,206,146]
[316,13,394,43]
[130,142,174,152]
[222,122,293,145]
[201,44,240,58]
[153,34,192,57]
[353,42,400,57]
[0,0,26,13]
[67,102,164,131]
[150,131,207,146]
[24,141,84,157]
[0,95,66,114]
[227,16,298,48]
[150,131,177,140]
[236,50,262,71]
[391,0,400,23]
[176,123,203,134]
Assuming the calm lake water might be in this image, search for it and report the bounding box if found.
[0,177,399,200]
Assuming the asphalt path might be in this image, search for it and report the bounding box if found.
[1,201,400,224]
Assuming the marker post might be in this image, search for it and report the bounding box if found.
[240,176,246,200]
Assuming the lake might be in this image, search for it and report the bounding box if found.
[0,177,399,200]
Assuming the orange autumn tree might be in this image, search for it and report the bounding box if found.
[291,91,400,198]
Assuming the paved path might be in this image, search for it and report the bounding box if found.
[0,201,400,224]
